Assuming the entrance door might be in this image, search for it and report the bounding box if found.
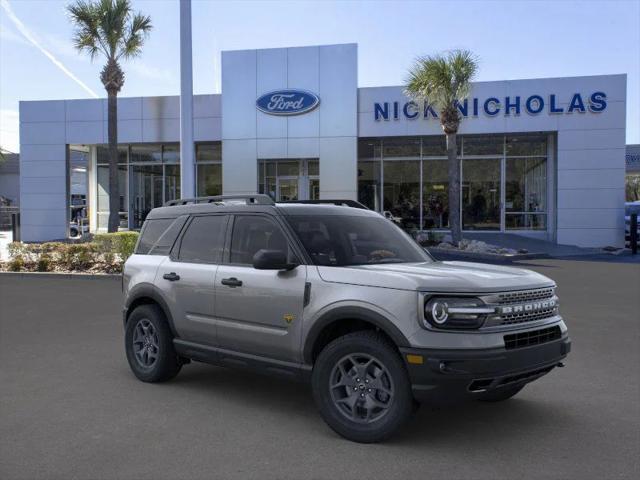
[308,177,320,200]
[461,158,502,230]
[259,159,319,202]
[277,177,299,201]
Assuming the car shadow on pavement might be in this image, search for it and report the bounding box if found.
[162,363,576,446]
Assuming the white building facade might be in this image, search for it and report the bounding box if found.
[19,43,627,247]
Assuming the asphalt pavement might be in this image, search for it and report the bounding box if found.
[1,258,639,480]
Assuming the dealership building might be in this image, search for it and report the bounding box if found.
[19,43,627,247]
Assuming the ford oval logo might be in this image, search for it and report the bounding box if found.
[256,89,320,116]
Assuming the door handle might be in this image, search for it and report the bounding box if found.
[221,277,243,288]
[163,272,180,282]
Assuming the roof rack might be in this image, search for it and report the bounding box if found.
[277,199,369,209]
[164,194,275,207]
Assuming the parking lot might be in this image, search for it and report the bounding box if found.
[1,258,639,480]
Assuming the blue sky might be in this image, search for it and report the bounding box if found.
[1,0,638,152]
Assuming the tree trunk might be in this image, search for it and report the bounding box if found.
[447,132,462,245]
[107,92,120,233]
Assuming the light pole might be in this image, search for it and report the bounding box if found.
[179,0,195,199]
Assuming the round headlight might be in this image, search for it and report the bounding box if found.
[430,300,449,324]
[424,296,490,329]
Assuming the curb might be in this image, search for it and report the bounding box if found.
[427,247,550,264]
[0,271,121,280]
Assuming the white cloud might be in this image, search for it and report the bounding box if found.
[0,0,99,98]
[0,109,19,153]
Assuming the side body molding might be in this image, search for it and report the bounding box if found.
[302,306,411,364]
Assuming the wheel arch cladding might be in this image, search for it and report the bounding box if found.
[125,284,178,337]
[303,306,410,364]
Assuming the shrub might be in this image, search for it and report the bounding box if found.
[7,242,26,259]
[8,255,25,272]
[94,231,139,262]
[36,254,52,272]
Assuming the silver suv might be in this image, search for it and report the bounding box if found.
[122,195,570,443]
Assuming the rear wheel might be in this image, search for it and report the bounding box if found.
[475,384,524,402]
[312,331,413,443]
[125,304,182,383]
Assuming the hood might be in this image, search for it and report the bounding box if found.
[316,261,554,293]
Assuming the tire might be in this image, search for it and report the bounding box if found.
[475,384,524,402]
[312,331,413,443]
[125,304,182,383]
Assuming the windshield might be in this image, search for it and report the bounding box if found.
[286,214,431,266]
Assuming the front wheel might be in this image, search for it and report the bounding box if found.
[125,304,182,383]
[312,331,413,443]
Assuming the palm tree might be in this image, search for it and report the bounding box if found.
[405,50,478,245]
[68,0,152,232]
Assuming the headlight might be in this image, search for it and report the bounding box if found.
[423,297,495,330]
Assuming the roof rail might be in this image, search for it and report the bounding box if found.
[277,199,370,210]
[164,194,275,207]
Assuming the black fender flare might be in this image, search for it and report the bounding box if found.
[124,283,178,337]
[302,306,410,364]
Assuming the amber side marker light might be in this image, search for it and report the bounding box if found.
[406,354,424,365]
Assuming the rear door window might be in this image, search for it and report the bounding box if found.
[136,218,174,254]
[177,215,228,264]
[148,216,188,255]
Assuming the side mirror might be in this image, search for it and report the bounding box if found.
[252,249,297,271]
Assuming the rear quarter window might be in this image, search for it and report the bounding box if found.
[136,217,185,255]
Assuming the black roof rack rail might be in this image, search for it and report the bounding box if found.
[277,199,369,209]
[164,194,275,207]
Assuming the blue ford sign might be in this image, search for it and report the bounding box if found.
[256,89,320,116]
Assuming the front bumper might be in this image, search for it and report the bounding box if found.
[400,334,571,402]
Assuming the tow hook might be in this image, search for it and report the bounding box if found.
[557,362,565,368]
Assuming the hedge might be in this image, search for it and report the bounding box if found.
[2,231,139,273]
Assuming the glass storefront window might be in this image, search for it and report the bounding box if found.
[358,139,381,160]
[130,144,162,163]
[382,137,420,159]
[420,136,447,157]
[97,164,128,229]
[505,157,547,230]
[383,160,420,229]
[506,134,547,156]
[463,135,503,156]
[462,158,502,230]
[163,144,180,163]
[164,164,181,203]
[96,145,128,164]
[130,164,164,229]
[197,164,222,196]
[422,160,449,229]
[196,143,222,162]
[308,160,319,176]
[357,161,381,211]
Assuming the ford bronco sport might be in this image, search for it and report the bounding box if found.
[122,194,570,443]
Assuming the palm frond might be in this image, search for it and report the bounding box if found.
[405,49,478,112]
[67,0,153,68]
[118,12,152,60]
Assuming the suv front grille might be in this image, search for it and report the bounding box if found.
[496,287,558,325]
[504,326,562,350]
[497,287,555,305]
